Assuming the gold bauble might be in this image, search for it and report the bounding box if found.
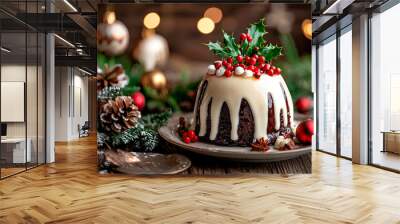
[141,70,167,91]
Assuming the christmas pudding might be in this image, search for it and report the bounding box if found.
[193,19,294,148]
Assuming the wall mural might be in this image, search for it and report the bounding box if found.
[97,3,313,175]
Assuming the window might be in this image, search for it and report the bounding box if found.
[317,35,337,154]
[339,27,352,158]
[370,3,400,171]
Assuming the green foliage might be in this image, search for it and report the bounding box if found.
[207,19,282,62]
[139,110,172,131]
[122,63,144,96]
[259,43,283,61]
[276,34,312,100]
[97,86,122,100]
[170,72,201,104]
[246,19,267,54]
[142,87,181,112]
[110,126,159,152]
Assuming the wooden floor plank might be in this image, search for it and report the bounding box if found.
[0,135,400,223]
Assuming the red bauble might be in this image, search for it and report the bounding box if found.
[296,119,314,144]
[295,97,313,114]
[131,91,146,110]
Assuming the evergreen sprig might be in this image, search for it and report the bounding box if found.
[206,19,283,62]
[110,126,159,152]
[97,86,122,101]
[139,110,172,131]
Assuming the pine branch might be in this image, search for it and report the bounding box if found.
[139,110,172,131]
[110,126,159,152]
[97,86,122,101]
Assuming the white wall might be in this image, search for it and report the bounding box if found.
[54,67,89,141]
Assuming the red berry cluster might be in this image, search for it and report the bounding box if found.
[177,117,198,144]
[213,33,282,79]
[180,130,199,144]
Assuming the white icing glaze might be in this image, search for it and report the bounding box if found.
[235,66,245,75]
[216,67,225,77]
[207,65,216,75]
[194,74,294,141]
[244,69,253,78]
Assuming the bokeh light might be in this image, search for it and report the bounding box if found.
[204,7,223,23]
[302,19,312,40]
[197,17,215,34]
[144,12,160,29]
[104,11,116,24]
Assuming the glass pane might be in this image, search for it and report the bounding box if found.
[339,28,352,158]
[317,36,337,154]
[27,31,38,169]
[1,30,27,177]
[38,32,45,165]
[371,4,400,171]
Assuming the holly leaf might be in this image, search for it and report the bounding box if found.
[207,41,228,58]
[223,31,240,57]
[247,19,267,53]
[259,43,283,61]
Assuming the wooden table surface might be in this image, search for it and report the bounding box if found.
[1,135,400,223]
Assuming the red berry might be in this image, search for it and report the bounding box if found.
[254,47,259,51]
[271,66,276,70]
[224,70,232,77]
[246,33,252,42]
[236,55,243,63]
[214,62,221,69]
[183,137,191,144]
[254,71,261,79]
[227,57,233,64]
[245,56,251,64]
[250,57,257,65]
[226,64,233,71]
[252,54,258,59]
[275,67,282,75]
[263,63,271,71]
[182,132,188,139]
[254,67,259,73]
[239,63,245,68]
[267,69,274,76]
[192,135,199,142]
[222,60,228,67]
[247,65,255,72]
[258,56,265,64]
[240,33,247,42]
[187,130,196,139]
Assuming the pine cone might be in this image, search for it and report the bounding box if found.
[97,64,128,91]
[99,96,141,133]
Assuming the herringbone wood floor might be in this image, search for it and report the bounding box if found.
[1,136,400,224]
